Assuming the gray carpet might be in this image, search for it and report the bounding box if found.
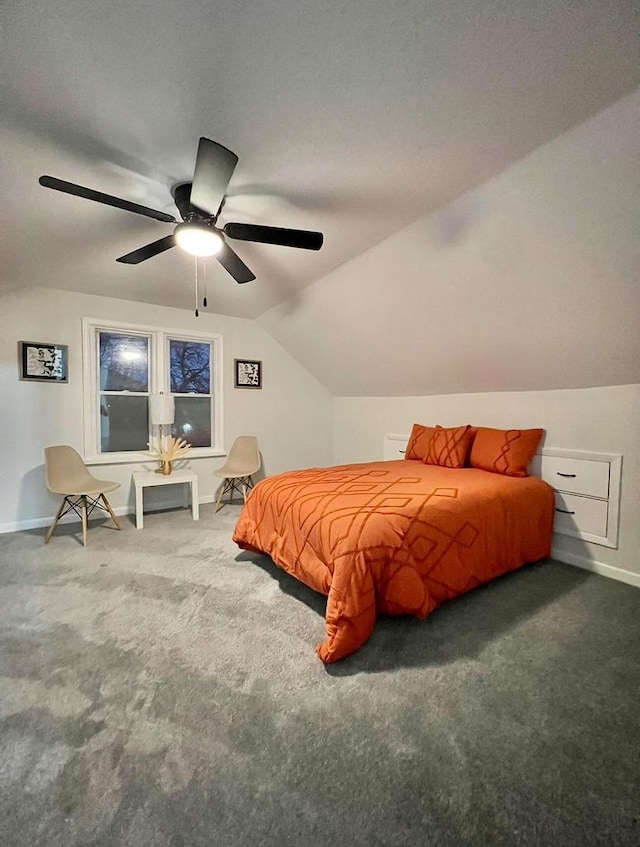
[0,506,639,847]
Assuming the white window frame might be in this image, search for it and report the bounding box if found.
[82,317,224,464]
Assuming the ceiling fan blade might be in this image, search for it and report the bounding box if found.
[190,138,238,217]
[116,235,176,264]
[215,242,256,284]
[223,222,323,251]
[39,175,176,223]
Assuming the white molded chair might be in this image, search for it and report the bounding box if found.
[213,436,261,512]
[44,445,122,546]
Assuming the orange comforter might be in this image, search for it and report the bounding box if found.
[233,461,554,663]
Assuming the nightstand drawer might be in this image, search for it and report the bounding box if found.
[541,456,609,498]
[554,492,608,538]
[383,434,409,461]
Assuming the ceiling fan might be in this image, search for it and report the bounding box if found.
[39,137,324,284]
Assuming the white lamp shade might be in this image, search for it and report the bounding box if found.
[149,394,175,425]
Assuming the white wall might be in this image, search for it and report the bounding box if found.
[335,385,640,580]
[0,287,334,530]
[260,89,640,397]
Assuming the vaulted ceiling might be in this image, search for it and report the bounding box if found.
[2,1,639,394]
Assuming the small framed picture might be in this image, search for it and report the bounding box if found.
[19,341,68,383]
[234,358,262,389]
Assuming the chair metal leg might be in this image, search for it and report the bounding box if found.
[81,496,88,547]
[214,481,226,513]
[215,476,254,512]
[100,494,121,530]
[44,497,67,544]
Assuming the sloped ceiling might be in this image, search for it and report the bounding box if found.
[260,89,640,395]
[2,1,639,394]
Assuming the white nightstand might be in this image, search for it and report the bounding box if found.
[532,449,622,549]
[132,470,200,529]
[383,433,410,460]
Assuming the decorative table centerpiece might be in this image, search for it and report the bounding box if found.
[147,435,192,475]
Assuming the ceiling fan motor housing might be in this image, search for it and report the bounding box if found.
[172,182,213,223]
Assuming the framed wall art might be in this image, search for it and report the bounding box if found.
[19,341,68,383]
[234,359,262,389]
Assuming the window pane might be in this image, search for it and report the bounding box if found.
[99,333,149,392]
[169,340,210,394]
[100,395,149,452]
[172,397,212,447]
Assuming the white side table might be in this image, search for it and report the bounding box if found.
[132,470,200,529]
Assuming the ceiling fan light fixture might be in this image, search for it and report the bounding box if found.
[174,222,223,257]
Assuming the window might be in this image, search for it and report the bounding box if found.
[99,331,150,453]
[169,339,212,448]
[83,318,223,462]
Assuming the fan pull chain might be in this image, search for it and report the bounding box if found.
[203,261,208,308]
[194,258,199,317]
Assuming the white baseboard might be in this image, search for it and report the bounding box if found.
[551,546,640,589]
[0,494,216,535]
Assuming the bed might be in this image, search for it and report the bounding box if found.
[233,458,555,663]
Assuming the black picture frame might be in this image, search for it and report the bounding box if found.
[234,358,262,389]
[19,341,68,383]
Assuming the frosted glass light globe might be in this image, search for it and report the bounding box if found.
[174,222,223,257]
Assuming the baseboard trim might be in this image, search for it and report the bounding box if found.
[0,495,217,535]
[551,546,640,589]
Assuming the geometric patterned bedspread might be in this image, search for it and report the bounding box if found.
[233,461,555,663]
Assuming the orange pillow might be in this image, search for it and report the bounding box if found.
[470,427,543,477]
[405,423,435,461]
[424,425,472,469]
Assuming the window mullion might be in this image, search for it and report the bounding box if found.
[155,332,166,395]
